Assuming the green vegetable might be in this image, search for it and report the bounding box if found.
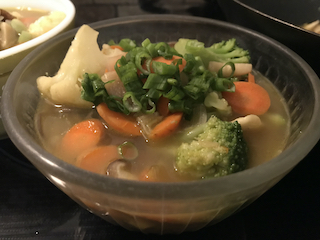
[119,38,136,51]
[81,73,129,114]
[175,116,248,179]
[10,19,27,33]
[118,141,138,160]
[18,30,32,44]
[80,37,251,119]
[174,38,250,67]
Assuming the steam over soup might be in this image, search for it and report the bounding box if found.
[34,25,290,182]
[0,7,65,50]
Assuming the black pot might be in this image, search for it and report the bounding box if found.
[217,0,320,77]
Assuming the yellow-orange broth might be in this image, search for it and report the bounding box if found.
[34,70,290,182]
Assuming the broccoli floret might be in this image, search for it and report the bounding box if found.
[174,38,250,67]
[175,116,248,179]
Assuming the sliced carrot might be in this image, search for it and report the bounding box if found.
[20,17,38,27]
[157,96,170,116]
[149,112,183,140]
[141,55,187,74]
[247,72,255,83]
[152,55,187,72]
[60,119,105,160]
[76,145,120,175]
[110,45,124,51]
[222,81,271,116]
[96,103,142,136]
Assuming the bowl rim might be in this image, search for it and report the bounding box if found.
[233,0,320,38]
[0,0,75,60]
[2,14,320,199]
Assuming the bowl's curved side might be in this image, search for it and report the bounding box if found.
[1,15,320,233]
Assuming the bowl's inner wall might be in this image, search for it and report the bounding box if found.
[8,17,317,198]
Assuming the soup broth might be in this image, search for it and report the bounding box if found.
[35,71,290,182]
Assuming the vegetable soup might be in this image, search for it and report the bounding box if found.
[34,25,290,182]
[0,7,65,50]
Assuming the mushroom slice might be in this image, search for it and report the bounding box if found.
[106,160,137,180]
[0,9,16,21]
[0,21,18,50]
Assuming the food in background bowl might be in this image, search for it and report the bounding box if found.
[302,20,320,34]
[0,7,65,50]
[34,25,290,182]
[2,15,320,234]
[0,0,75,140]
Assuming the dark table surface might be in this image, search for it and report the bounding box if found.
[1,1,320,239]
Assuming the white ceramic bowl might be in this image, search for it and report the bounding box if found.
[0,0,76,139]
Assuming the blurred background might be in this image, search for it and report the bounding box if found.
[70,0,226,26]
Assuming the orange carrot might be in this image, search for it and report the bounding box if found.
[141,55,187,74]
[149,112,183,140]
[76,145,120,175]
[153,55,187,72]
[110,45,124,51]
[222,81,271,116]
[20,17,38,27]
[157,96,170,116]
[247,72,255,83]
[96,103,142,136]
[60,119,105,160]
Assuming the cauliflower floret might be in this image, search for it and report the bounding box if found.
[37,25,109,108]
[28,11,66,37]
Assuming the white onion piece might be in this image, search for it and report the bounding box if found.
[233,114,262,131]
[208,61,252,77]
[101,71,126,98]
[101,44,127,72]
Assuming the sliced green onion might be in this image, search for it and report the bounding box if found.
[116,61,136,78]
[155,42,172,59]
[108,39,116,45]
[168,99,193,116]
[135,51,152,75]
[123,92,142,113]
[139,95,156,114]
[118,141,138,160]
[215,78,235,92]
[218,62,235,78]
[163,86,185,101]
[119,38,136,51]
[146,88,162,100]
[107,97,130,115]
[146,43,157,58]
[144,99,157,114]
[152,61,177,76]
[142,38,151,48]
[167,78,178,86]
[143,73,169,91]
